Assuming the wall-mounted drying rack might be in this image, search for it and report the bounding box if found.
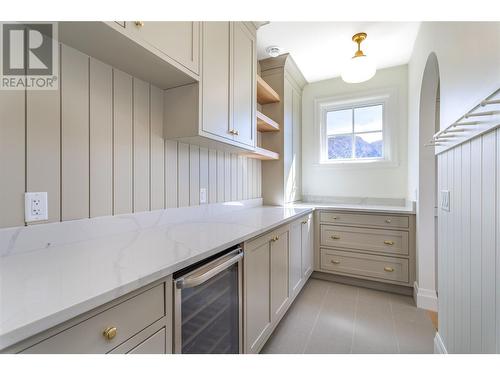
[426,88,500,154]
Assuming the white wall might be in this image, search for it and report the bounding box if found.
[408,22,500,198]
[407,22,500,353]
[302,65,408,199]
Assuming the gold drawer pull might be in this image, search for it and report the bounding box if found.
[331,260,340,265]
[301,220,308,224]
[134,21,144,27]
[103,326,117,340]
[385,219,392,223]
[270,236,279,242]
[228,129,239,135]
[384,267,394,272]
[384,240,395,245]
[331,235,340,240]
[332,216,338,220]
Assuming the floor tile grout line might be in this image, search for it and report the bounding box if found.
[389,298,401,354]
[301,283,330,354]
[349,287,360,354]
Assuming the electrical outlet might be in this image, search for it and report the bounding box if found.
[440,190,450,212]
[25,192,48,222]
[200,188,207,204]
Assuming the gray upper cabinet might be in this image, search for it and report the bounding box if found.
[127,21,200,76]
[164,22,256,153]
[201,22,231,140]
[230,22,256,148]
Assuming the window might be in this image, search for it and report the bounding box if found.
[326,104,384,160]
[315,89,397,167]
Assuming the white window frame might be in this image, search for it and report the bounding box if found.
[314,88,399,168]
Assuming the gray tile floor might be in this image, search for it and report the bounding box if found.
[261,278,436,354]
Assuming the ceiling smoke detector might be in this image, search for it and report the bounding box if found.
[266,46,281,58]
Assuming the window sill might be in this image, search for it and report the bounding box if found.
[314,158,399,170]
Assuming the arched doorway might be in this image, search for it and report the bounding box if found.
[416,52,440,311]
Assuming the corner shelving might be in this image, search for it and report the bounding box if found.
[257,110,280,132]
[244,147,279,161]
[257,75,280,105]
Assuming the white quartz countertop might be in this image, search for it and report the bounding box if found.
[0,200,311,350]
[287,201,415,214]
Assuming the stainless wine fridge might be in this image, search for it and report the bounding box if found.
[173,246,243,354]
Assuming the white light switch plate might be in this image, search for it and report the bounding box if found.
[440,190,450,212]
[200,188,207,204]
[25,192,48,222]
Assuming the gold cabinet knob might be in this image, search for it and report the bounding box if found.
[385,218,392,223]
[384,240,395,245]
[332,217,338,220]
[331,260,340,265]
[103,326,117,340]
[331,235,340,240]
[134,21,144,27]
[270,236,279,242]
[384,267,394,272]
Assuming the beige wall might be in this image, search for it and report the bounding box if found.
[301,65,408,199]
[0,44,261,229]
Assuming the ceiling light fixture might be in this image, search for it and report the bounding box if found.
[341,32,376,84]
[266,46,281,58]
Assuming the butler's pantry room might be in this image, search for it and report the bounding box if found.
[1,0,500,373]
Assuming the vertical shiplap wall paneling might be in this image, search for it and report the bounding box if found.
[439,129,499,353]
[89,58,113,218]
[453,146,462,352]
[113,69,133,215]
[26,74,60,223]
[237,156,244,200]
[132,78,151,213]
[208,149,217,203]
[247,157,254,199]
[231,154,237,201]
[461,141,471,354]
[61,45,89,221]
[177,143,190,207]
[165,140,178,208]
[470,137,483,353]
[224,152,231,201]
[189,145,200,205]
[242,156,248,199]
[216,150,225,203]
[150,86,165,210]
[199,148,209,204]
[0,84,25,227]
[481,131,496,353]
[496,129,500,353]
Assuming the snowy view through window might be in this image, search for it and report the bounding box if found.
[327,104,383,160]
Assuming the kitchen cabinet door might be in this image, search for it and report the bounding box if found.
[270,228,290,321]
[301,214,313,279]
[129,21,200,75]
[289,218,303,297]
[201,22,232,141]
[244,237,272,353]
[231,22,256,148]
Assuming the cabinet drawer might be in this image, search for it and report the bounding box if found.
[320,225,409,256]
[127,328,166,354]
[23,284,165,353]
[320,249,409,283]
[320,211,409,229]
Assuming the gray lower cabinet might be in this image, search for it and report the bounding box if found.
[243,213,313,353]
[316,210,416,288]
[5,277,173,354]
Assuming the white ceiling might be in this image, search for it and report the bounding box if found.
[257,22,420,83]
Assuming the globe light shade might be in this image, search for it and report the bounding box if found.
[341,55,376,83]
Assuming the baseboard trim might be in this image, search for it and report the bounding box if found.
[312,271,413,296]
[434,332,447,354]
[414,281,438,311]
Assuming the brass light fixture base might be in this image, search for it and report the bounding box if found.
[352,32,368,58]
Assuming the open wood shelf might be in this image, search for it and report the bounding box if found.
[257,110,280,132]
[257,75,280,105]
[244,147,279,161]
